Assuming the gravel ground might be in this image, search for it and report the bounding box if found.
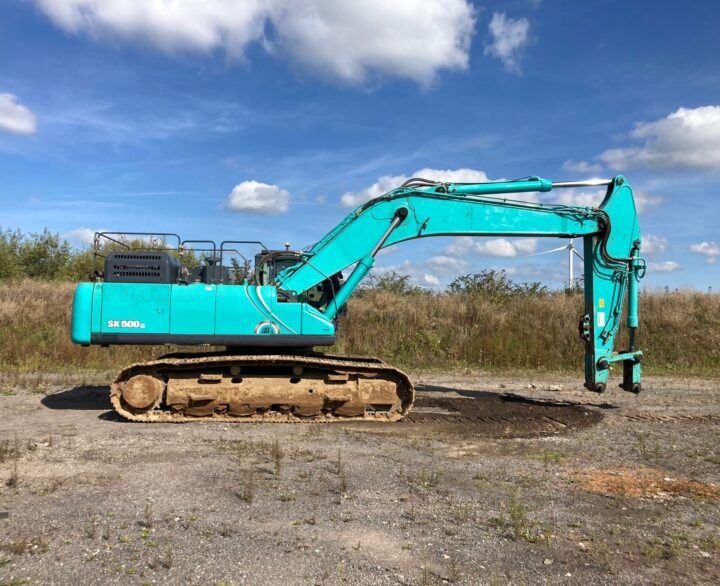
[1,373,719,585]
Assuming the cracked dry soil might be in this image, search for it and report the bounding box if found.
[1,374,719,585]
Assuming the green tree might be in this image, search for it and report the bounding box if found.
[365,271,427,295]
[0,228,24,279]
[19,229,72,280]
[448,269,548,299]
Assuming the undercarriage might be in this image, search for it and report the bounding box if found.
[111,352,415,422]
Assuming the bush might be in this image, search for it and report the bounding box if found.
[0,228,202,283]
[448,269,548,299]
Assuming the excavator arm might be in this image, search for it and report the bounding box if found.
[276,175,644,394]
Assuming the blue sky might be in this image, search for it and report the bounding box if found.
[1,0,719,290]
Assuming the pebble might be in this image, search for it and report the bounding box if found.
[543,558,553,565]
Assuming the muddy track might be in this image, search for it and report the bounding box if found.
[355,394,604,438]
[620,412,720,423]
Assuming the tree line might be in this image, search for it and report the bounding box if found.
[0,226,557,297]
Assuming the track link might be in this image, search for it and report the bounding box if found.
[111,353,414,423]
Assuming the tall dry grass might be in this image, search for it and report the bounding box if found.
[0,280,718,375]
[335,290,720,374]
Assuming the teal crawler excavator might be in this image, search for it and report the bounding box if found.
[70,175,645,422]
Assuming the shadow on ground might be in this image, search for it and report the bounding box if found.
[41,385,111,411]
[416,383,619,410]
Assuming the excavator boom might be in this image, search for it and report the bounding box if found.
[71,174,644,421]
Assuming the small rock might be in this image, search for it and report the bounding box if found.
[578,542,586,551]
[543,558,553,565]
[565,573,572,577]
[544,384,563,392]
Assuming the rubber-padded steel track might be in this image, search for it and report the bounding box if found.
[111,353,414,423]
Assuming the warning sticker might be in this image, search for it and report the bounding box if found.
[597,312,606,327]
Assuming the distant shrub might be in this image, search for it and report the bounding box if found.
[363,270,430,295]
[448,269,548,299]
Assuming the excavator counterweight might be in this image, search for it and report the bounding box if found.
[71,175,644,422]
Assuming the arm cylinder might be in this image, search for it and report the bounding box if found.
[324,255,374,320]
[627,250,639,330]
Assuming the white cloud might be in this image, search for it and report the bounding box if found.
[412,167,490,184]
[648,261,682,273]
[641,234,668,258]
[484,12,529,73]
[423,273,440,286]
[552,189,604,208]
[269,1,475,85]
[426,255,468,273]
[633,190,664,213]
[598,106,720,171]
[64,227,97,246]
[0,93,37,135]
[341,167,490,207]
[562,159,603,174]
[552,187,662,213]
[225,180,290,214]
[341,173,408,207]
[689,241,720,264]
[373,260,443,289]
[35,0,475,85]
[445,236,537,258]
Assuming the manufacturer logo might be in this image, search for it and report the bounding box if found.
[107,320,146,329]
[254,320,280,335]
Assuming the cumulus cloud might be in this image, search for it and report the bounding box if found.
[341,167,490,207]
[484,12,530,73]
[445,236,537,258]
[64,227,98,246]
[632,190,664,212]
[425,255,468,273]
[373,260,443,289]
[552,189,605,208]
[689,241,720,264]
[423,273,440,286]
[598,106,720,171]
[562,159,603,174]
[552,187,662,213]
[641,234,668,258]
[0,93,37,135]
[341,173,408,208]
[34,0,475,85]
[225,180,290,214]
[648,261,682,273]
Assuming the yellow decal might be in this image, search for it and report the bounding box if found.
[599,298,605,308]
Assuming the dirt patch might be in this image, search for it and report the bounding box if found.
[574,466,720,500]
[398,393,603,438]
